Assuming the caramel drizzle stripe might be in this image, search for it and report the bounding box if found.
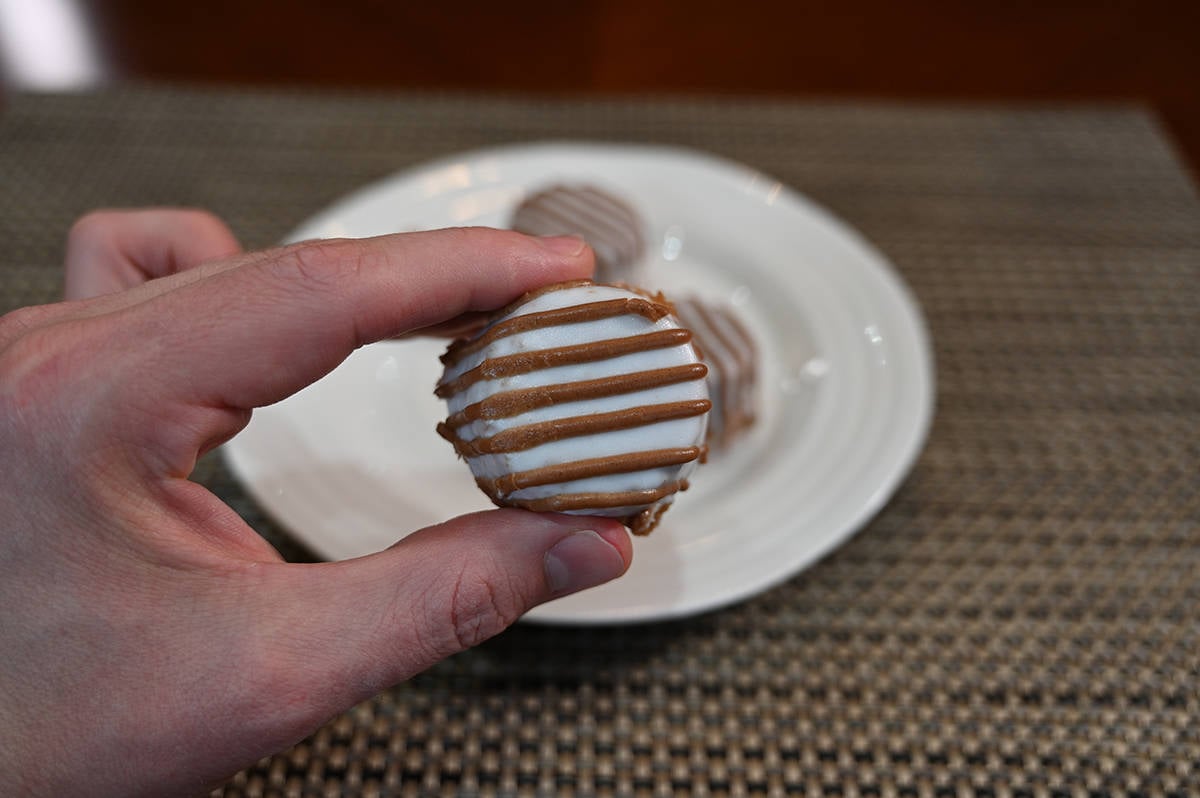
[490,280,668,324]
[477,447,701,499]
[710,304,755,375]
[436,329,692,398]
[443,399,711,457]
[507,481,686,513]
[691,301,740,430]
[577,186,645,239]
[677,300,731,437]
[515,190,640,255]
[492,279,593,319]
[441,298,672,367]
[518,208,631,277]
[626,503,667,536]
[716,308,759,430]
[444,363,708,428]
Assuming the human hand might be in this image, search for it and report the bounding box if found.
[0,210,632,796]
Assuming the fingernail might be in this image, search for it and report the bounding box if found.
[537,234,586,256]
[544,530,626,595]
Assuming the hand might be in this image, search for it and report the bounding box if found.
[0,210,632,797]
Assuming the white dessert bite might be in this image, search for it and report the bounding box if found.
[436,281,710,534]
[510,185,645,284]
[671,297,758,451]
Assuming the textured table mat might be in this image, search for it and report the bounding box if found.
[2,87,1198,797]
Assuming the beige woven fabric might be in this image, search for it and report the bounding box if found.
[1,88,1197,797]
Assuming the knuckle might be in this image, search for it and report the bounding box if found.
[0,326,67,408]
[0,326,67,444]
[431,226,519,259]
[426,562,527,657]
[268,238,370,291]
[0,304,57,350]
[458,226,525,258]
[0,317,113,421]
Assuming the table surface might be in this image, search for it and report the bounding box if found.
[1,87,1198,797]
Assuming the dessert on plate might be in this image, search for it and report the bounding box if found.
[436,280,710,534]
[671,297,759,451]
[510,184,645,284]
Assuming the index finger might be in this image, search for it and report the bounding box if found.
[114,227,591,411]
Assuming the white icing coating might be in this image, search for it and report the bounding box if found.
[437,283,710,531]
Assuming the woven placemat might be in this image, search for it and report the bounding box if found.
[2,87,1198,797]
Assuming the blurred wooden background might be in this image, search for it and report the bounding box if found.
[4,0,1197,172]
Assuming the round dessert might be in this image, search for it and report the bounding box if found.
[510,184,645,284]
[436,280,711,534]
[671,297,759,451]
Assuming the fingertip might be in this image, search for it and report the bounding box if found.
[591,520,634,573]
[543,527,630,596]
[535,234,588,258]
[537,233,596,283]
[171,207,243,258]
[456,227,596,293]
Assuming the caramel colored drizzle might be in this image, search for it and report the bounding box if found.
[441,298,672,367]
[676,298,758,449]
[444,363,708,428]
[442,399,711,457]
[627,502,670,536]
[508,481,686,513]
[477,447,702,498]
[722,308,759,430]
[436,328,692,398]
[687,300,734,434]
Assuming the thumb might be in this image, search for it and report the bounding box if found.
[255,510,630,713]
[64,208,241,300]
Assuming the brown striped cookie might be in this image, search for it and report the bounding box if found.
[436,280,710,535]
[510,185,645,284]
[671,297,758,451]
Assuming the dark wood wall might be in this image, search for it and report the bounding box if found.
[60,1,1200,171]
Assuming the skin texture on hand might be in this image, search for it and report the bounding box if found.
[0,210,632,797]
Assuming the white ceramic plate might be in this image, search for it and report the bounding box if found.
[223,143,934,624]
